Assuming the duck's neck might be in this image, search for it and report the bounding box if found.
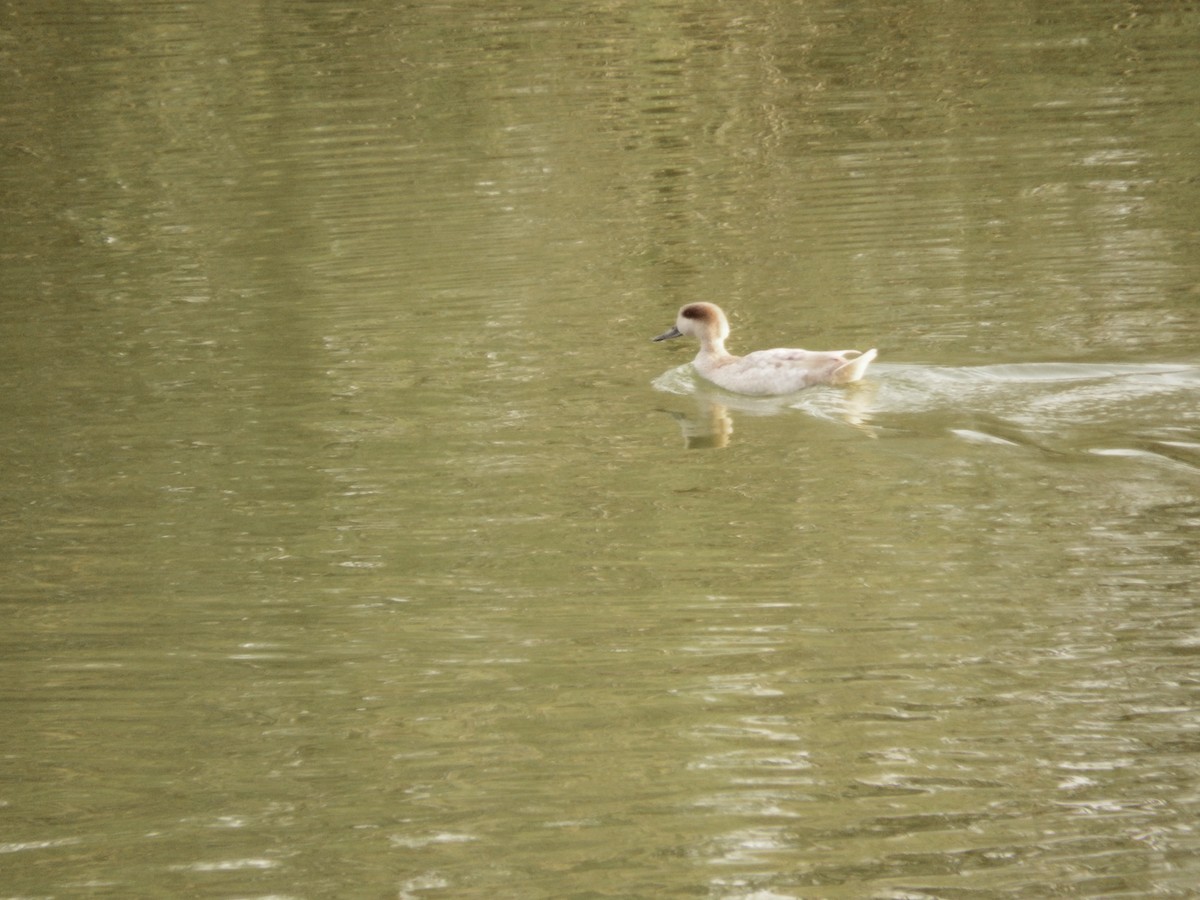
[698,335,731,360]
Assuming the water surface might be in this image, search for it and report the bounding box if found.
[2,1,1199,897]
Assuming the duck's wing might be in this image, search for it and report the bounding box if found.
[741,347,813,365]
[744,347,877,384]
[707,347,877,394]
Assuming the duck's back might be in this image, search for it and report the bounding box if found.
[698,347,875,396]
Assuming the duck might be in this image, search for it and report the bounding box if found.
[653,302,877,396]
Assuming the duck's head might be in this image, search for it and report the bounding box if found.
[652,302,730,344]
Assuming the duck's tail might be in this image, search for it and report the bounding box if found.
[831,348,877,384]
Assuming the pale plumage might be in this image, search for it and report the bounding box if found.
[653,302,877,396]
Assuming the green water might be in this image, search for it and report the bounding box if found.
[3,1,1199,897]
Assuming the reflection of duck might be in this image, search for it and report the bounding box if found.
[662,401,734,449]
[653,302,877,396]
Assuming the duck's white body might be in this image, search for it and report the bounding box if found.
[654,302,877,396]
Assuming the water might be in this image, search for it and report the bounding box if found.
[3,1,1199,897]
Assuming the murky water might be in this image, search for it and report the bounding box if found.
[3,1,1199,897]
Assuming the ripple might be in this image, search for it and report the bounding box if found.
[654,360,1200,456]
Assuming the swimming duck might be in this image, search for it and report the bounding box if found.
[653,302,877,396]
